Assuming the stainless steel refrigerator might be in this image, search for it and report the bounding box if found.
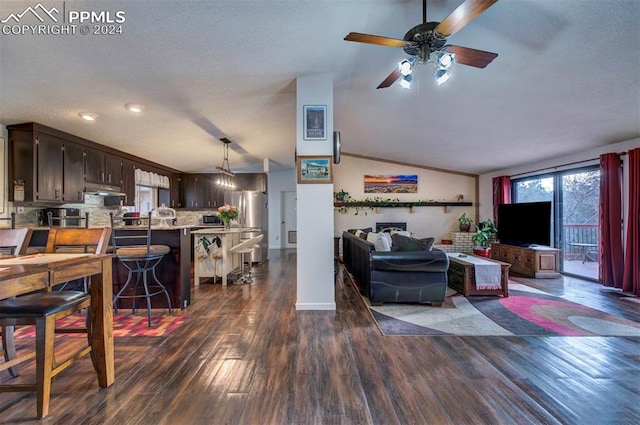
[224,190,269,263]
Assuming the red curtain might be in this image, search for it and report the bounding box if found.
[492,176,511,226]
[599,153,624,287]
[622,148,639,295]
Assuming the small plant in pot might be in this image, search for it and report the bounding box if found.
[472,219,498,257]
[334,189,350,202]
[458,213,473,232]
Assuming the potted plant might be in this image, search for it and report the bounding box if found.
[458,212,473,232]
[472,219,498,257]
[334,189,350,202]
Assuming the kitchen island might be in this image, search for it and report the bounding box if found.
[28,225,192,308]
[192,227,259,286]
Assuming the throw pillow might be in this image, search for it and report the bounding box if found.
[348,227,372,235]
[391,234,435,251]
[366,232,392,252]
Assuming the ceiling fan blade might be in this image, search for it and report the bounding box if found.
[344,32,409,48]
[377,68,402,89]
[445,45,498,68]
[435,0,498,37]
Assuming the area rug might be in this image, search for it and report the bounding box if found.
[365,283,640,337]
[13,313,187,339]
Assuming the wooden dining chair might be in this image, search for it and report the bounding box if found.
[0,228,34,376]
[45,227,112,292]
[0,227,111,419]
[0,227,31,255]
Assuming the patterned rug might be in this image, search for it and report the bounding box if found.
[13,313,187,339]
[364,283,640,337]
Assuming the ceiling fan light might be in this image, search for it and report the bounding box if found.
[434,68,451,85]
[399,58,414,76]
[436,51,455,69]
[399,74,413,89]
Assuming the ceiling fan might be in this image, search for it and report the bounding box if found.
[344,0,499,89]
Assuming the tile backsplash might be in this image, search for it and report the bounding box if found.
[8,195,222,228]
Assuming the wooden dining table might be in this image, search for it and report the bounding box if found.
[0,253,115,387]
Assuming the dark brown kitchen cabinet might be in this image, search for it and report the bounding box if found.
[201,174,218,208]
[170,174,182,208]
[8,125,84,203]
[36,133,64,202]
[8,122,181,205]
[181,174,225,209]
[234,173,267,192]
[63,142,85,202]
[181,174,202,208]
[121,159,137,206]
[85,148,122,186]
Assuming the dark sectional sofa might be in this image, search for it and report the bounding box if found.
[342,231,449,306]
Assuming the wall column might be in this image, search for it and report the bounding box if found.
[295,74,335,310]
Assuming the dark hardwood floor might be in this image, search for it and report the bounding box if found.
[1,249,639,424]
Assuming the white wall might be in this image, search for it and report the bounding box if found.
[295,73,335,310]
[267,168,296,249]
[333,155,477,241]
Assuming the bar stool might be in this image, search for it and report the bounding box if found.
[110,212,173,327]
[0,212,16,229]
[229,234,263,284]
[0,227,111,419]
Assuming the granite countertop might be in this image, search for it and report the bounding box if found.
[191,227,259,234]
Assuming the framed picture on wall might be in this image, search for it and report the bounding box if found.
[303,105,326,140]
[297,155,333,184]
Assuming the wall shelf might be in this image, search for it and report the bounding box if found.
[334,201,472,208]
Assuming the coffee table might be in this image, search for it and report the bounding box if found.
[447,253,511,297]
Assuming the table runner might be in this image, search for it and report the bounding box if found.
[447,253,501,290]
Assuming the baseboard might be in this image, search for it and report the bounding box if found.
[295,302,336,310]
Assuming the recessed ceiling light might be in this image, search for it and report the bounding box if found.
[125,103,145,113]
[78,112,98,121]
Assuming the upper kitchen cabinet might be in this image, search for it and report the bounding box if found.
[63,142,86,202]
[35,133,64,202]
[8,123,182,205]
[234,173,267,192]
[8,124,77,203]
[120,158,137,206]
[170,174,182,208]
[85,148,122,186]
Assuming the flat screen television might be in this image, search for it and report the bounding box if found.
[497,201,552,247]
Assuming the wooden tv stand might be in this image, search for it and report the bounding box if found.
[490,242,561,278]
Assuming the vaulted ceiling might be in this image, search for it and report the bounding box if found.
[1,0,638,175]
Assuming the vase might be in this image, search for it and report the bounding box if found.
[222,218,231,230]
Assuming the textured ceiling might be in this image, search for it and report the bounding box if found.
[1,0,638,175]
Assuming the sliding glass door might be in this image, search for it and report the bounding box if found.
[512,167,600,281]
[560,169,600,280]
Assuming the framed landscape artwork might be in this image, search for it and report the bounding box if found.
[364,175,418,193]
[297,155,333,184]
[303,105,326,140]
